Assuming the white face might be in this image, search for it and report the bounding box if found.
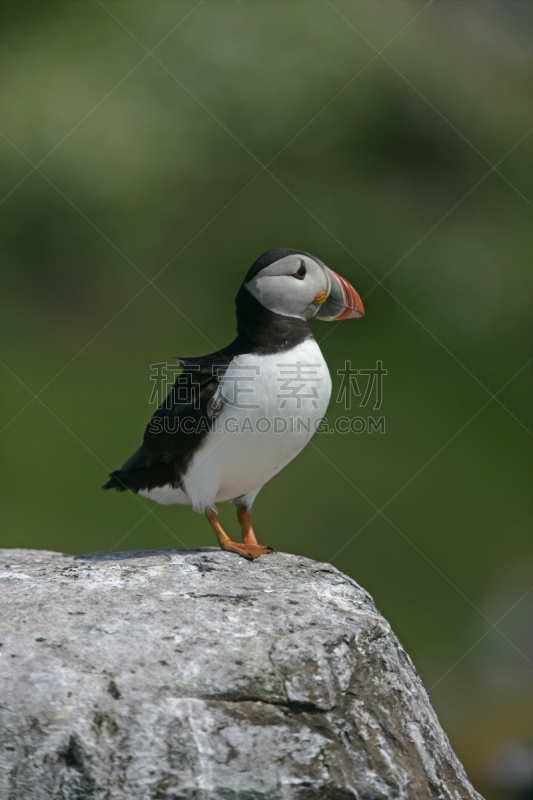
[244,254,329,320]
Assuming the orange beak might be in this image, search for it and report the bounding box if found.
[314,267,365,321]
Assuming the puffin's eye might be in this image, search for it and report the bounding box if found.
[293,263,306,280]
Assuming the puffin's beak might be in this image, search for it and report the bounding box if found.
[314,267,365,321]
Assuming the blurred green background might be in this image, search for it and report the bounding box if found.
[1,1,532,795]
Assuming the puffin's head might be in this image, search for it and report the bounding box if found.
[242,248,364,322]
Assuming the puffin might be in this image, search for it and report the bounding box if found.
[103,249,364,560]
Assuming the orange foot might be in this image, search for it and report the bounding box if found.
[220,541,276,561]
[205,508,276,561]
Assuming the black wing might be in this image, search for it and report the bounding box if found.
[103,352,232,493]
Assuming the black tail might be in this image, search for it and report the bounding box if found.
[102,462,176,493]
[102,471,130,492]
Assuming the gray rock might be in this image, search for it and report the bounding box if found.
[0,548,482,800]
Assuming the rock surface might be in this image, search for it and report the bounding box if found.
[0,548,482,800]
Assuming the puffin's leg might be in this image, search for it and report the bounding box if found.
[236,503,277,554]
[205,508,273,561]
[236,504,258,545]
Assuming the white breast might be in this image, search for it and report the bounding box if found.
[181,338,332,511]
